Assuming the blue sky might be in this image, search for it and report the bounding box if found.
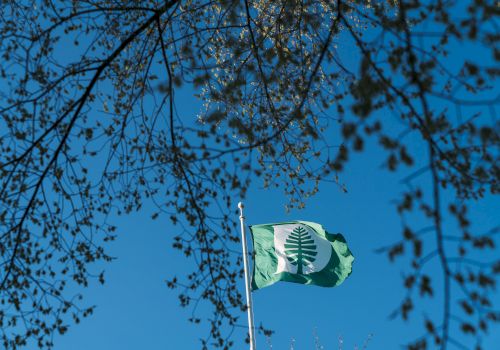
[50,126,499,349]
[47,5,500,350]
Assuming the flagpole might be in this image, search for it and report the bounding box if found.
[238,202,256,350]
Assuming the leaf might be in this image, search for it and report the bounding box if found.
[461,323,476,334]
[460,300,474,315]
[419,275,433,297]
[206,110,226,123]
[388,243,404,261]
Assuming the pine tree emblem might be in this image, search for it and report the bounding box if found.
[284,226,317,274]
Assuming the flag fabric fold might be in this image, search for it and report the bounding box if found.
[249,221,354,291]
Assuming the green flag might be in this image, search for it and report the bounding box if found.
[249,221,354,290]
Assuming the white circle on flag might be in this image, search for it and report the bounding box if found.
[273,224,332,275]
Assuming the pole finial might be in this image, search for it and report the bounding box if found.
[238,201,244,209]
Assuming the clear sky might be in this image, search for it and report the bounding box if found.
[49,6,500,350]
[50,129,499,350]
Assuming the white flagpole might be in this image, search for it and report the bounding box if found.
[238,202,256,350]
